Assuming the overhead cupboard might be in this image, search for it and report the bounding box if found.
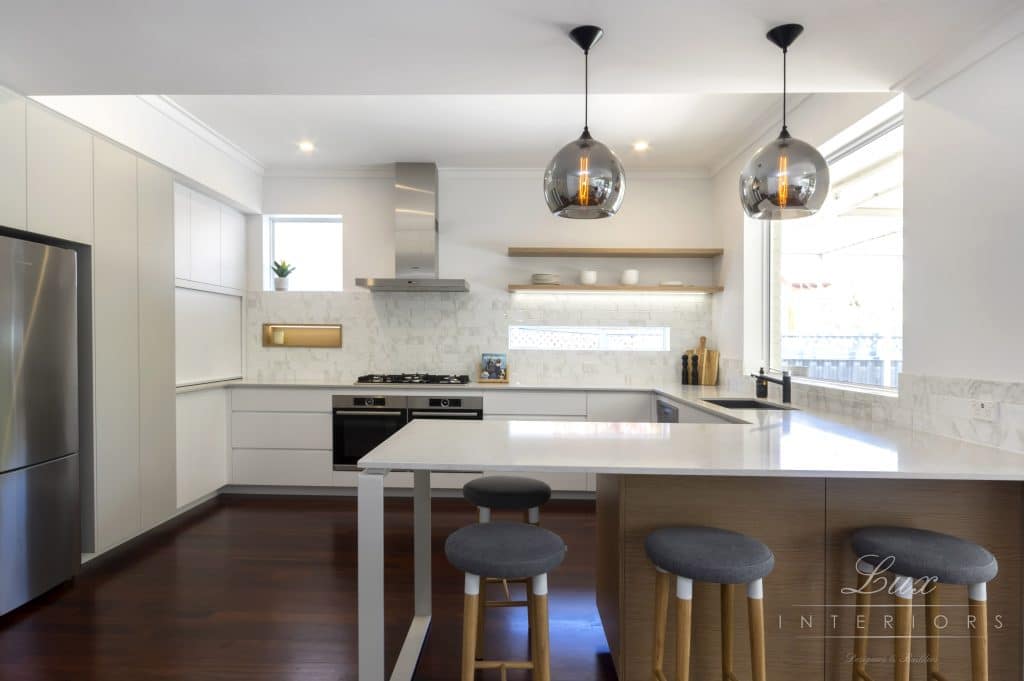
[173,182,246,291]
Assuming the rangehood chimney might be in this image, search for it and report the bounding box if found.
[355,163,469,293]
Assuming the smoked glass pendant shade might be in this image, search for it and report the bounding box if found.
[544,129,626,219]
[739,130,829,220]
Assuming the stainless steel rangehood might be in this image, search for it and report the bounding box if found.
[355,163,469,293]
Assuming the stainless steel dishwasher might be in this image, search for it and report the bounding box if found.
[656,399,679,423]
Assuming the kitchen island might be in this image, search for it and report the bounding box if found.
[356,396,1024,681]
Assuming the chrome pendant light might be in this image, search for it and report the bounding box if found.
[739,24,829,220]
[543,25,625,219]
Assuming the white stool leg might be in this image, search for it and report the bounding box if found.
[969,583,989,681]
[478,507,491,523]
[893,574,914,681]
[747,579,766,681]
[528,506,540,525]
[676,576,693,681]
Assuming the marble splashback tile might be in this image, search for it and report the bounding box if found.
[246,290,712,386]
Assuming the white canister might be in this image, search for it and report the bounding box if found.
[580,269,598,285]
[620,269,640,286]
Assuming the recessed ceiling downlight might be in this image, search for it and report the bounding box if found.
[632,140,650,152]
[298,140,315,153]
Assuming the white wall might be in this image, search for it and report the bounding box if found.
[250,169,720,383]
[31,95,263,212]
[903,34,1024,382]
[709,92,897,371]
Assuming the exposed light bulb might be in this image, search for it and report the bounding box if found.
[578,155,590,205]
[777,154,789,207]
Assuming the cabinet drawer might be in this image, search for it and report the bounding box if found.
[231,449,333,486]
[484,391,587,416]
[231,412,331,449]
[231,388,335,413]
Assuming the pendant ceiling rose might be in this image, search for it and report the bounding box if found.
[739,22,830,221]
[543,24,625,219]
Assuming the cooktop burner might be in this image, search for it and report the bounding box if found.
[356,373,471,385]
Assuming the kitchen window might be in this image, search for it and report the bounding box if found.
[267,216,344,292]
[509,325,671,352]
[765,117,903,389]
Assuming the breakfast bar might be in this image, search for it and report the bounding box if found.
[356,402,1024,681]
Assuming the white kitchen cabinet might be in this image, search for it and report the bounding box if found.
[137,159,177,531]
[232,449,334,487]
[586,391,653,422]
[484,391,587,417]
[0,87,26,230]
[673,401,735,424]
[177,389,229,507]
[187,189,221,285]
[231,412,332,450]
[173,183,190,279]
[92,138,140,550]
[231,388,334,413]
[219,206,246,290]
[26,103,93,244]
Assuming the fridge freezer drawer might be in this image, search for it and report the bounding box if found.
[0,453,80,616]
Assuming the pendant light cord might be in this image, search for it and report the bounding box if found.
[584,49,590,133]
[781,47,789,136]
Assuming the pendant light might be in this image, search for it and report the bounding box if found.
[739,24,829,220]
[543,25,625,219]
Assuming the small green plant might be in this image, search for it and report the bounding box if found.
[272,260,296,278]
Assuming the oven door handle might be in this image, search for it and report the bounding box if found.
[334,410,405,417]
[410,411,482,418]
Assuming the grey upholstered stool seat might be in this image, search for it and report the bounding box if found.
[645,526,776,584]
[446,522,566,580]
[851,526,998,585]
[463,476,552,511]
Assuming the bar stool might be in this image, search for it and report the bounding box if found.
[446,521,566,681]
[850,526,998,681]
[645,526,775,681]
[463,476,552,655]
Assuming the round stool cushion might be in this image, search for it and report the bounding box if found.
[645,526,775,584]
[851,526,998,585]
[463,475,552,511]
[445,522,566,579]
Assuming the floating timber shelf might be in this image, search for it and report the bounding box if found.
[507,284,724,294]
[506,247,723,259]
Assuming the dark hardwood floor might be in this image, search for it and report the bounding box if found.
[0,494,616,681]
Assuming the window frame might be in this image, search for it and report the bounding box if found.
[266,215,344,292]
[762,114,904,392]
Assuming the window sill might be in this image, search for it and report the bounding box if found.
[789,375,898,399]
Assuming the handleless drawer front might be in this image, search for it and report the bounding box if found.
[231,412,331,449]
[231,449,333,486]
[231,388,335,413]
[484,391,587,417]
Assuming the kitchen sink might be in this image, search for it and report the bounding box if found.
[702,398,796,411]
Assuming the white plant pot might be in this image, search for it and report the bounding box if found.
[274,276,289,291]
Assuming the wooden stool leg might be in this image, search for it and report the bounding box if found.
[747,580,767,681]
[852,571,872,681]
[926,587,940,680]
[462,574,480,681]
[476,580,486,659]
[969,583,989,681]
[676,576,693,681]
[893,575,913,681]
[533,574,551,681]
[721,584,734,680]
[651,569,670,681]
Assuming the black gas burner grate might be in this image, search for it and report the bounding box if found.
[356,373,471,385]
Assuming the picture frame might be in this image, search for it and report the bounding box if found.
[478,352,509,383]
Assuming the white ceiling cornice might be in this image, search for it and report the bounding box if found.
[892,3,1024,98]
[439,167,710,180]
[146,96,264,174]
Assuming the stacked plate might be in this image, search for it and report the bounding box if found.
[531,273,560,285]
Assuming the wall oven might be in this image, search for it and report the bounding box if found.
[408,396,483,421]
[332,395,408,470]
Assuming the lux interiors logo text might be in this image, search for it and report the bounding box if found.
[773,555,1005,636]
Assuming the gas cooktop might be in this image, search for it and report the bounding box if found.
[356,373,471,385]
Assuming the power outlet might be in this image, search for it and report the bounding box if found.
[969,399,999,423]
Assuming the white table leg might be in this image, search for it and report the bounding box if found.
[358,469,387,681]
[414,470,432,616]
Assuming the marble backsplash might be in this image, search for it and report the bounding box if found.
[246,290,712,386]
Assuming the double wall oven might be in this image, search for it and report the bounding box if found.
[332,394,483,470]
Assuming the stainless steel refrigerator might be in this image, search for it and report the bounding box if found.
[0,234,80,616]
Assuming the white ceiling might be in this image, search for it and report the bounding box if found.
[169,93,781,171]
[0,0,1014,95]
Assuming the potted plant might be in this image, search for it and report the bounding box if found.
[272,260,296,291]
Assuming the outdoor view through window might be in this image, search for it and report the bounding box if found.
[269,217,344,292]
[768,124,903,388]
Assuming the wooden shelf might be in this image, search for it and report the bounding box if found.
[507,247,723,259]
[507,284,724,294]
